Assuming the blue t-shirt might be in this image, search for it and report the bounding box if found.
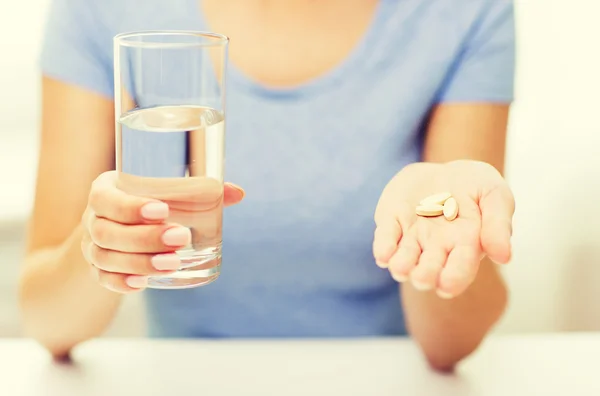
[40,0,515,338]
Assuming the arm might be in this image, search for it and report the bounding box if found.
[18,0,126,357]
[401,0,515,370]
[402,103,510,371]
[18,77,120,358]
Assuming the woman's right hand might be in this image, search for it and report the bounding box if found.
[81,171,245,293]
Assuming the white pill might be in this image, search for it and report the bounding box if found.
[419,192,452,206]
[443,197,458,221]
[415,204,444,217]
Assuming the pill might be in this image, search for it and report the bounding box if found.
[415,204,444,217]
[443,197,458,221]
[419,192,452,206]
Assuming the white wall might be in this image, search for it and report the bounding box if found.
[0,0,47,221]
[0,1,46,130]
[497,0,600,333]
[1,0,599,334]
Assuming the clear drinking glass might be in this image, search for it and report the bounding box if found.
[114,31,228,289]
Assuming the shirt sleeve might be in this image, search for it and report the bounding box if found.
[39,0,114,98]
[436,0,516,103]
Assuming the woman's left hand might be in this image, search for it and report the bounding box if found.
[373,160,515,299]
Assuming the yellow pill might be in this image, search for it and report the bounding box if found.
[443,197,458,221]
[419,192,452,206]
[415,204,444,217]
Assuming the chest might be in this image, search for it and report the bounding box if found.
[113,0,468,223]
[221,78,429,240]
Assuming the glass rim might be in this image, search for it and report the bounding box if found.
[114,30,229,48]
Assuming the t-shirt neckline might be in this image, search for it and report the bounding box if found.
[188,0,393,99]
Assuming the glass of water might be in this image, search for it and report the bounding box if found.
[114,31,228,289]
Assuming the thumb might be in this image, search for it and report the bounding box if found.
[224,182,245,206]
[479,183,515,264]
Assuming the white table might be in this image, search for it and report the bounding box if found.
[3,334,599,396]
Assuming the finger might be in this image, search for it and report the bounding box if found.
[89,216,191,253]
[409,249,448,291]
[479,184,515,264]
[373,220,402,268]
[437,245,480,299]
[224,183,245,207]
[85,241,181,275]
[89,173,169,225]
[388,236,421,283]
[95,268,147,293]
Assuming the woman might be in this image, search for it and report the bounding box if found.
[20,0,516,371]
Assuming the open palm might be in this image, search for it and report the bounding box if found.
[373,160,515,299]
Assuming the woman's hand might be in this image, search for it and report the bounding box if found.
[81,171,244,293]
[373,160,515,299]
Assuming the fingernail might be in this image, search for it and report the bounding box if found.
[436,290,454,299]
[489,256,504,265]
[151,254,181,271]
[411,279,433,291]
[162,227,192,246]
[390,272,407,282]
[126,276,148,289]
[226,182,246,198]
[489,250,512,265]
[141,202,169,220]
[376,260,389,269]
